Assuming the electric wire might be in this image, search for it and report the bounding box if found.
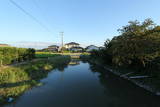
[9,0,52,33]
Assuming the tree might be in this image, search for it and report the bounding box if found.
[104,19,160,68]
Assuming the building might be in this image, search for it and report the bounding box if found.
[64,42,80,49]
[85,45,99,52]
[0,44,10,47]
[62,42,83,52]
[99,46,105,50]
[47,45,59,52]
[43,45,59,52]
[70,46,84,52]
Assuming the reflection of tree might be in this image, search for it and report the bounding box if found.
[89,63,104,73]
[81,59,88,63]
[57,64,68,72]
[89,63,160,107]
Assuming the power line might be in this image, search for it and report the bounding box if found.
[31,0,50,29]
[9,0,51,33]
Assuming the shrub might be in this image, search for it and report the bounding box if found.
[0,47,35,65]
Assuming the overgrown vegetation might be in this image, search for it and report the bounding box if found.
[0,47,35,65]
[0,56,71,104]
[90,19,160,75]
[89,19,160,94]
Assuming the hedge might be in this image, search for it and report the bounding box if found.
[0,47,35,65]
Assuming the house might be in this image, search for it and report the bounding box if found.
[61,42,83,52]
[0,44,10,47]
[85,45,99,52]
[99,46,105,50]
[64,42,80,49]
[43,45,59,52]
[70,46,84,52]
[47,45,59,52]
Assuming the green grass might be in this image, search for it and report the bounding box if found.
[36,52,90,57]
[0,56,71,104]
[35,52,61,58]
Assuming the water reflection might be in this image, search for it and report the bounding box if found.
[69,59,80,66]
[0,60,70,106]
[3,61,160,107]
[56,65,67,72]
[89,63,160,107]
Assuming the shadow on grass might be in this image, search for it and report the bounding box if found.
[0,80,35,89]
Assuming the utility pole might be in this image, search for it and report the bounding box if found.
[60,32,64,54]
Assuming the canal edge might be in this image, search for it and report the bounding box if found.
[90,61,160,96]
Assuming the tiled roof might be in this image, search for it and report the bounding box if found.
[86,45,98,49]
[65,42,79,45]
[48,45,59,47]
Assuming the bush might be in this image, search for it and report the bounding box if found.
[0,47,35,65]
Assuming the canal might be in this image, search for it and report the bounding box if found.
[4,60,160,107]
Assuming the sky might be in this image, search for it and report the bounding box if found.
[0,0,160,48]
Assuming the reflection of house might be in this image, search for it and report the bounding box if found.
[85,45,99,52]
[64,42,80,49]
[69,60,80,66]
[43,45,59,52]
[0,44,10,47]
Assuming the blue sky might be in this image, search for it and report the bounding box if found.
[1,0,160,48]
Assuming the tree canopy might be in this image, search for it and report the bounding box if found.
[92,19,160,69]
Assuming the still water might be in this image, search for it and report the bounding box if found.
[4,60,160,107]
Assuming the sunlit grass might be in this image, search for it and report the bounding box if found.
[35,52,90,57]
[0,56,71,104]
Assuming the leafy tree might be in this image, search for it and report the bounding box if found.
[91,19,160,71]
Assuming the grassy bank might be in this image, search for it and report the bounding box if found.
[0,56,71,104]
[36,52,90,57]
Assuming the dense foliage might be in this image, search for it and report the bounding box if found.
[91,19,160,70]
[0,47,35,65]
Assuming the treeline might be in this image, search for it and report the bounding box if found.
[91,19,160,72]
[0,47,35,65]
